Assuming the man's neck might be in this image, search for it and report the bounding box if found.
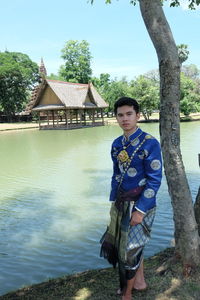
[124,127,138,139]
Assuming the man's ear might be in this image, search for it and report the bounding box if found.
[136,113,140,120]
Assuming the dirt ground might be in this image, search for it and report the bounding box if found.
[0,122,39,131]
[0,113,199,132]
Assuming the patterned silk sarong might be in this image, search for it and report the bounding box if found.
[118,203,155,290]
[100,197,156,291]
[100,187,144,267]
[126,207,156,270]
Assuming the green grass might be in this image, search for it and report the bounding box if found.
[1,248,200,300]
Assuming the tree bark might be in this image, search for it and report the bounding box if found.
[194,187,200,236]
[139,0,200,266]
[194,154,200,235]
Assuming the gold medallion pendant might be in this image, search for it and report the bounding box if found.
[117,150,129,163]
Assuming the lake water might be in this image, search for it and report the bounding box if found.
[0,122,199,296]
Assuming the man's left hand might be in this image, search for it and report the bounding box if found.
[130,210,144,226]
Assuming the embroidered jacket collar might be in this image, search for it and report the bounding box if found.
[122,127,142,145]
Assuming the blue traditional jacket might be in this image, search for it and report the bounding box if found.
[109,127,162,213]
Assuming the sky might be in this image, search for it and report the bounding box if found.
[0,0,200,80]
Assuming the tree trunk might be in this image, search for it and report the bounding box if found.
[194,187,200,236]
[139,0,200,266]
[142,111,148,121]
[194,154,200,235]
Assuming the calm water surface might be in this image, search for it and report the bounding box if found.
[0,122,199,295]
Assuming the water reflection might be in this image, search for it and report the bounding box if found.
[0,122,199,295]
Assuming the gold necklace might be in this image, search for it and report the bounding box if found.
[119,135,147,184]
[118,132,142,163]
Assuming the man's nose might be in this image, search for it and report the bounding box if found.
[123,115,128,121]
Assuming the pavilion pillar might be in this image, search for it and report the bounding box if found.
[79,109,83,127]
[57,111,59,126]
[47,111,49,126]
[38,112,41,129]
[65,110,69,129]
[52,110,55,127]
[83,110,86,126]
[92,109,95,126]
[101,108,104,125]
[70,110,73,125]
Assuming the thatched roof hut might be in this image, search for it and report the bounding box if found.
[30,79,108,130]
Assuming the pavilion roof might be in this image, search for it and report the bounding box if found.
[32,79,108,111]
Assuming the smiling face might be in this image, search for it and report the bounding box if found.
[116,105,140,136]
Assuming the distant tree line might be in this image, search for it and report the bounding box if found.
[92,64,200,118]
[0,51,40,121]
[0,41,200,121]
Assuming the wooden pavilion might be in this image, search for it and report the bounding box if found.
[29,79,108,130]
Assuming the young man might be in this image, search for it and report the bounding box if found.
[100,97,162,300]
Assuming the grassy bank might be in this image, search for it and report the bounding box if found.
[1,248,200,300]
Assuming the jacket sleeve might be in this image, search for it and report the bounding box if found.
[109,143,121,201]
[135,138,162,213]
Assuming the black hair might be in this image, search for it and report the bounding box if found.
[114,97,140,115]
